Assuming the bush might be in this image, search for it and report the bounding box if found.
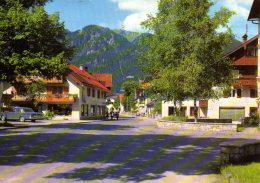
[247,113,260,126]
[161,115,187,122]
[44,110,54,119]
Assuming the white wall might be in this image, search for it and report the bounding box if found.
[162,95,257,118]
[207,97,257,118]
[67,78,80,120]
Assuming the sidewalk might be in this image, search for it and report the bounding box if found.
[0,121,30,130]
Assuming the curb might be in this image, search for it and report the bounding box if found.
[0,124,29,131]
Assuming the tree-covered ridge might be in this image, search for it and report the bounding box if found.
[67,24,240,93]
[68,25,144,92]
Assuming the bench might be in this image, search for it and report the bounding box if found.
[219,139,260,165]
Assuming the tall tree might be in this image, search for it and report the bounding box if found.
[0,0,73,104]
[141,0,234,115]
[122,80,138,112]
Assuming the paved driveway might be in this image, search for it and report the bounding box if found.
[0,116,259,183]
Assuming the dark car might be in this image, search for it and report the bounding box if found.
[0,106,45,122]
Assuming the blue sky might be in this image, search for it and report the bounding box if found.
[45,0,258,41]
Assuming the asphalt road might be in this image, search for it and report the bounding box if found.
[0,116,258,183]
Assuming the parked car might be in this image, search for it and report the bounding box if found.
[0,106,45,122]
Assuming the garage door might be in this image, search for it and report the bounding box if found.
[219,108,245,121]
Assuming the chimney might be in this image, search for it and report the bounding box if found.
[79,65,84,71]
[79,65,88,72]
[242,34,248,43]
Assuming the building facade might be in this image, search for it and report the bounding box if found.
[162,36,258,121]
[162,1,260,121]
[2,64,112,120]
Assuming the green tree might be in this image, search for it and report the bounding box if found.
[0,0,73,96]
[113,96,120,109]
[25,80,46,107]
[141,0,234,118]
[122,80,138,112]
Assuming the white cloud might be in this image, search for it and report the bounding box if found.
[222,0,253,18]
[110,0,157,32]
[122,12,149,32]
[110,0,157,12]
[216,0,257,40]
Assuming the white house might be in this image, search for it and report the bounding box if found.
[2,64,112,120]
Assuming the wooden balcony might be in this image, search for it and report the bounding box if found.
[199,100,208,108]
[233,75,257,88]
[233,56,257,66]
[11,95,28,102]
[42,78,64,84]
[11,94,78,104]
[37,94,78,104]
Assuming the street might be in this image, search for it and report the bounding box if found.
[0,116,258,183]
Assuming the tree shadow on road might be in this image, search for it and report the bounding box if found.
[0,123,258,182]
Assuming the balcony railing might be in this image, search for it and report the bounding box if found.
[38,94,78,103]
[11,94,78,104]
[233,56,257,66]
[233,75,257,88]
[11,95,28,102]
[42,78,64,84]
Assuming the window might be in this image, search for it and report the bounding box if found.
[52,86,63,96]
[237,89,241,98]
[86,104,89,116]
[87,88,91,97]
[246,47,257,57]
[168,107,174,115]
[91,105,95,115]
[81,90,84,101]
[92,89,95,97]
[250,89,257,98]
[232,90,236,97]
[190,107,198,117]
[190,107,194,116]
[97,90,100,98]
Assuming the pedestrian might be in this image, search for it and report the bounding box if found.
[114,108,119,120]
[110,108,114,120]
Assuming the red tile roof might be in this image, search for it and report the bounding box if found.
[68,64,111,93]
[92,73,112,88]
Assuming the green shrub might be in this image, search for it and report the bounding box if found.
[247,113,260,126]
[153,101,162,114]
[44,110,54,119]
[161,115,187,122]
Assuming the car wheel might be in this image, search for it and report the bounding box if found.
[19,117,25,122]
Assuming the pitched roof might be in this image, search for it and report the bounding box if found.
[248,0,260,20]
[68,64,111,93]
[92,73,112,88]
[225,35,258,56]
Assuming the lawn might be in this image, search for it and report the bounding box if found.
[220,162,260,183]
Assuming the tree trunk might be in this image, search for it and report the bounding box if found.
[0,81,3,106]
[194,98,198,123]
[174,100,177,116]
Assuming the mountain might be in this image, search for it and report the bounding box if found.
[68,25,144,92]
[226,38,241,53]
[68,25,241,93]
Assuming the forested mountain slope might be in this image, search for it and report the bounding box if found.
[68,25,241,92]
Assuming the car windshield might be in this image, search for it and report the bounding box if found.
[21,108,34,112]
